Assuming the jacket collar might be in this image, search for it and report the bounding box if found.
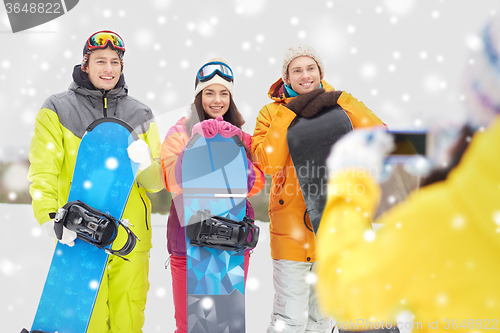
[71,64,127,97]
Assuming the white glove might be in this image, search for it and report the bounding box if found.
[127,139,151,170]
[326,127,395,180]
[42,220,77,247]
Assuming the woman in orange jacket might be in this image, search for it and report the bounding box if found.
[251,45,385,332]
[161,58,265,333]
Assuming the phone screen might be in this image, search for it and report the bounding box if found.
[390,132,427,156]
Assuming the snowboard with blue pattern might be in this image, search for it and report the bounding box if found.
[28,118,139,333]
[182,133,248,333]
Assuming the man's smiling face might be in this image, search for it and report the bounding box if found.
[285,56,321,95]
[85,48,121,90]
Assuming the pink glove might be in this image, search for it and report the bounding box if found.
[191,116,242,139]
[217,117,242,139]
[191,118,219,138]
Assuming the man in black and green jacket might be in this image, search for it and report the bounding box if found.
[27,30,163,333]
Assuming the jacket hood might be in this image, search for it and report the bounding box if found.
[71,64,126,93]
[267,77,335,103]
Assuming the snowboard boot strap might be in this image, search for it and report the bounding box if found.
[54,200,138,260]
[186,209,260,252]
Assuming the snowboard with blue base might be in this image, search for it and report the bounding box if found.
[287,105,353,233]
[27,117,139,333]
[182,133,248,333]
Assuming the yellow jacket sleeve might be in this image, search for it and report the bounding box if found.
[338,91,386,128]
[251,103,297,175]
[28,108,68,225]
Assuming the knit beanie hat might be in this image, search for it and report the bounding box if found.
[462,18,500,129]
[194,58,234,97]
[282,44,325,82]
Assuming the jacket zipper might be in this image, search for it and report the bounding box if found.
[101,89,108,117]
[139,190,149,230]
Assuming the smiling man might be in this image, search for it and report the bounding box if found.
[252,44,385,333]
[28,30,163,332]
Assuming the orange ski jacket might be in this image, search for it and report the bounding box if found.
[252,78,385,262]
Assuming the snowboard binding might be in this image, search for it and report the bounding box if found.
[186,209,259,252]
[54,200,138,261]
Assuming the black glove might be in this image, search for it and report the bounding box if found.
[300,90,343,118]
[285,88,325,115]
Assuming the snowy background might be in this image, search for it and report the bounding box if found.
[1,0,499,331]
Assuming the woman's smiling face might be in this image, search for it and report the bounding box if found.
[201,84,231,119]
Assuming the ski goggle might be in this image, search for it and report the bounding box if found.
[196,61,234,83]
[86,30,125,52]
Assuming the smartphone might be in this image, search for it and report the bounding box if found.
[390,131,427,155]
[385,131,429,164]
[378,131,432,214]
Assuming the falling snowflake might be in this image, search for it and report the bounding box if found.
[492,211,500,226]
[431,10,441,19]
[246,277,260,291]
[155,287,167,298]
[451,215,466,230]
[102,9,112,18]
[32,226,42,238]
[383,0,415,15]
[158,16,167,25]
[363,229,376,242]
[89,280,99,290]
[435,293,448,306]
[465,33,483,51]
[387,195,397,204]
[360,63,378,80]
[201,296,214,310]
[0,259,16,276]
[105,157,119,170]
